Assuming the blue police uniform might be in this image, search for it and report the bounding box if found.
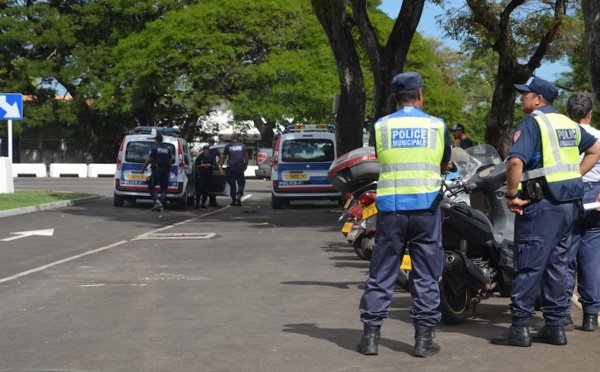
[507,105,596,328]
[195,148,218,208]
[223,141,248,204]
[359,106,451,328]
[148,142,173,205]
[567,124,600,320]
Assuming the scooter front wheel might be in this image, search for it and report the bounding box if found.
[439,280,472,324]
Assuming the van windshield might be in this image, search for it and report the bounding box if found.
[125,141,175,163]
[281,139,334,162]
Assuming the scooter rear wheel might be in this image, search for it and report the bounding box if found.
[439,280,472,324]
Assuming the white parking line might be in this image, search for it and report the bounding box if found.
[0,195,253,284]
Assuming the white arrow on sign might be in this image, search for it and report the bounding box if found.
[2,229,55,242]
[0,95,21,118]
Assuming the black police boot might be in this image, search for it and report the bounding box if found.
[356,324,380,355]
[230,197,237,206]
[201,196,208,209]
[533,314,573,332]
[195,198,200,209]
[531,325,567,345]
[413,323,440,357]
[583,313,598,331]
[490,326,532,347]
[236,194,242,206]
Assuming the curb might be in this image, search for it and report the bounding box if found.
[0,195,106,219]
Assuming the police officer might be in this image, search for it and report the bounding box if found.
[218,133,249,206]
[207,138,222,207]
[565,93,600,331]
[357,72,451,358]
[491,77,600,347]
[141,133,173,212]
[194,145,217,209]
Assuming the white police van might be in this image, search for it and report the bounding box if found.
[113,126,195,209]
[271,124,341,209]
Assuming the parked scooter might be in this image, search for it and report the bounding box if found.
[329,147,380,261]
[435,144,514,323]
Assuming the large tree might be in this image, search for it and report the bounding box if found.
[444,0,570,158]
[582,0,600,111]
[312,0,430,155]
[0,0,194,162]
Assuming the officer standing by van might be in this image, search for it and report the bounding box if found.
[194,145,217,209]
[207,138,221,207]
[357,72,451,358]
[141,133,173,212]
[219,133,249,206]
[491,77,600,347]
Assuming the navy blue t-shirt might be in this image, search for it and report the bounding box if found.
[195,151,218,173]
[223,142,248,165]
[149,144,172,166]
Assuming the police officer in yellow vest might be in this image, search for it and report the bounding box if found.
[357,72,451,358]
[491,77,600,347]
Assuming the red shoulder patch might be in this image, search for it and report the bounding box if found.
[513,130,522,143]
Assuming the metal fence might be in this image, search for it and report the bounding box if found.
[17,138,94,164]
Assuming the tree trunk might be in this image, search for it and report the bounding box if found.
[312,1,366,156]
[583,0,600,110]
[485,65,525,159]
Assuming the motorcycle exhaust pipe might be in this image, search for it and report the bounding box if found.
[444,251,488,291]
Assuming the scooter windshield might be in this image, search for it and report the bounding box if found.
[451,145,502,180]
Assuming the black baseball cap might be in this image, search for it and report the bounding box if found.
[514,77,559,103]
[155,134,163,142]
[450,124,465,132]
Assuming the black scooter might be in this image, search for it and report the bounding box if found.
[437,145,514,323]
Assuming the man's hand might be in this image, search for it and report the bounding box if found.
[219,167,224,174]
[507,197,530,215]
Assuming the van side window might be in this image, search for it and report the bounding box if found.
[281,139,335,162]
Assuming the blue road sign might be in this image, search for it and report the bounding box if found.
[0,93,23,120]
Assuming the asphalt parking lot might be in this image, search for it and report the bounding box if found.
[0,178,598,371]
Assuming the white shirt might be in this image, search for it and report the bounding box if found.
[580,124,600,182]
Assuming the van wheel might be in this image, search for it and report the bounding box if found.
[176,197,187,210]
[114,193,124,207]
[272,194,282,209]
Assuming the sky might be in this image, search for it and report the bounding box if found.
[378,0,569,81]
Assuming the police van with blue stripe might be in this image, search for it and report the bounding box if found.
[113,126,196,209]
[271,124,342,209]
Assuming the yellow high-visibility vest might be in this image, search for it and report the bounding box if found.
[374,113,445,211]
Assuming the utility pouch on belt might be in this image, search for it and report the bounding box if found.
[524,180,544,202]
[428,190,444,213]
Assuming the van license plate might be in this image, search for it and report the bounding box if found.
[400,254,412,270]
[126,174,148,181]
[341,222,353,233]
[362,203,378,219]
[285,174,308,180]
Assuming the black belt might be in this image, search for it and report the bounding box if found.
[380,209,431,216]
[230,163,245,166]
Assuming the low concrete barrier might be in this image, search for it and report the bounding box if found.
[49,163,88,178]
[0,157,15,193]
[88,163,116,178]
[12,163,47,177]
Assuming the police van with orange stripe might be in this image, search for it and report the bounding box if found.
[271,124,342,209]
[113,126,195,209]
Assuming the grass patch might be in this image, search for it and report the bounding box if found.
[0,190,91,211]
